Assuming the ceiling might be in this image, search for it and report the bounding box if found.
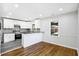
[0,3,78,20]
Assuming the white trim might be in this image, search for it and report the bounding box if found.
[43,40,78,50]
[43,40,79,56]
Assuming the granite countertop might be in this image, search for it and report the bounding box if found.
[21,32,44,34]
[3,31,44,34]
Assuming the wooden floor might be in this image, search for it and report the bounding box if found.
[1,42,78,56]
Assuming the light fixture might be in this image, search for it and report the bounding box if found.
[59,8,63,11]
[40,14,42,17]
[14,4,19,8]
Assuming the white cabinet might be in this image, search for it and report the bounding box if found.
[13,20,32,28]
[32,20,40,28]
[21,22,32,28]
[3,18,32,29]
[22,33,43,48]
[3,19,14,28]
[35,20,40,28]
[14,20,20,25]
[4,33,15,43]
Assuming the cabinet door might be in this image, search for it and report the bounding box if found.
[4,19,14,28]
[21,22,32,28]
[4,34,15,43]
[32,20,40,28]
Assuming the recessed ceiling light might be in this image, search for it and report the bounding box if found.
[40,14,42,17]
[14,4,19,8]
[59,8,63,11]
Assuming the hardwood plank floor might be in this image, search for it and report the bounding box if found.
[1,42,78,56]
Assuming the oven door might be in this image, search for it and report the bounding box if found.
[15,34,22,40]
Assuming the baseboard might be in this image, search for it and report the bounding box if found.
[43,40,79,56]
[43,40,77,50]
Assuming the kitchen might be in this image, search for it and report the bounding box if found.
[0,3,79,56]
[0,17,43,53]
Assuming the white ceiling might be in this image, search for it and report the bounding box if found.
[0,3,78,20]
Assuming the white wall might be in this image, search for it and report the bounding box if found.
[40,11,78,49]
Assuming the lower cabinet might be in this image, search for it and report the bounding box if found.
[22,33,43,48]
[4,33,15,43]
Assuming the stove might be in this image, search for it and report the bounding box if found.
[14,25,22,40]
[15,34,22,40]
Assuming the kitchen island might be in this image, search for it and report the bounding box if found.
[22,32,43,48]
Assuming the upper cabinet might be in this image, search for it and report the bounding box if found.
[2,17,40,29]
[32,20,40,28]
[3,17,32,29]
[21,21,32,28]
[3,19,14,28]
